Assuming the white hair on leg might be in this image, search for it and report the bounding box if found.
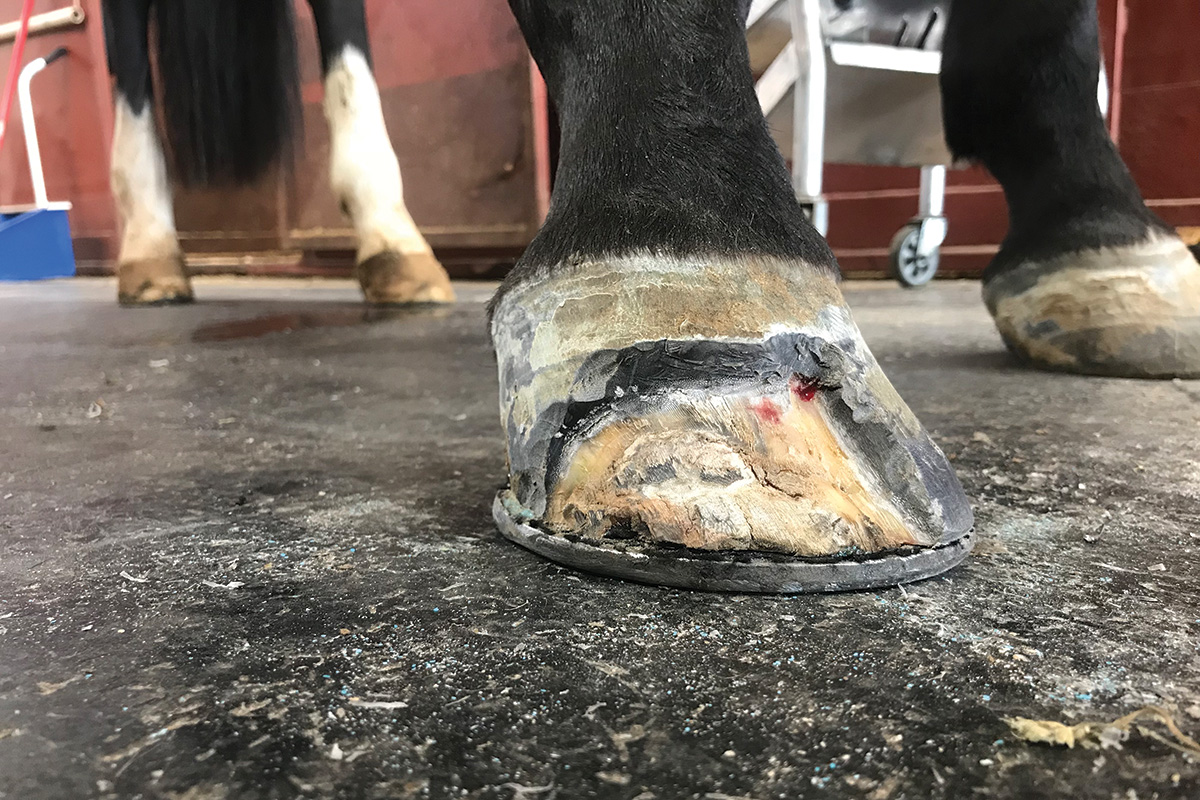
[110,95,191,304]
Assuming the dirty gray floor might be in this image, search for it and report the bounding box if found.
[1,277,1198,800]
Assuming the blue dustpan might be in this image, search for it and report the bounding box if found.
[0,47,75,281]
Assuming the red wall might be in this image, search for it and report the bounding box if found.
[1117,0,1200,231]
[0,0,114,263]
[0,0,546,272]
[0,0,1196,276]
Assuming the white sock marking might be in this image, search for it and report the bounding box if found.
[323,46,430,262]
[110,95,180,263]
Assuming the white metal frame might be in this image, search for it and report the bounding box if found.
[749,1,1110,271]
[787,0,828,233]
[16,50,70,211]
[751,0,945,241]
[916,164,946,257]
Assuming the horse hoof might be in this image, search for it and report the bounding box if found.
[490,255,974,593]
[117,255,194,306]
[356,250,455,305]
[983,234,1200,378]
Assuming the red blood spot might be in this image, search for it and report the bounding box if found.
[750,399,782,424]
[790,375,819,402]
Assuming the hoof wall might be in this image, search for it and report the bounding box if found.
[117,256,193,306]
[357,250,455,305]
[495,493,974,593]
[491,255,974,589]
[984,236,1200,378]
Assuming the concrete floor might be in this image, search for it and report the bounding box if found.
[1,277,1198,800]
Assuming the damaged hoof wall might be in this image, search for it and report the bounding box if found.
[490,255,974,592]
[493,493,975,593]
[984,234,1200,378]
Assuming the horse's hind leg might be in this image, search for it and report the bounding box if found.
[102,0,192,305]
[943,0,1200,377]
[308,0,454,305]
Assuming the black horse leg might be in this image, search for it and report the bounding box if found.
[101,0,191,305]
[488,0,973,592]
[942,0,1200,377]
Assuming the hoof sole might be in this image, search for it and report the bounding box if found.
[494,492,974,593]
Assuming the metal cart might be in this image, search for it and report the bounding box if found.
[748,0,952,286]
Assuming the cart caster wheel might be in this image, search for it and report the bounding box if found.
[889,223,940,288]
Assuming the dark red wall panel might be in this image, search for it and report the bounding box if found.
[1118,0,1200,223]
[0,1,1196,277]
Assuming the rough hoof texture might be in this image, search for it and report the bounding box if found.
[117,255,194,306]
[356,250,455,305]
[494,495,976,594]
[491,255,974,592]
[983,234,1200,378]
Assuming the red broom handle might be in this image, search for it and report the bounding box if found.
[0,0,38,156]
